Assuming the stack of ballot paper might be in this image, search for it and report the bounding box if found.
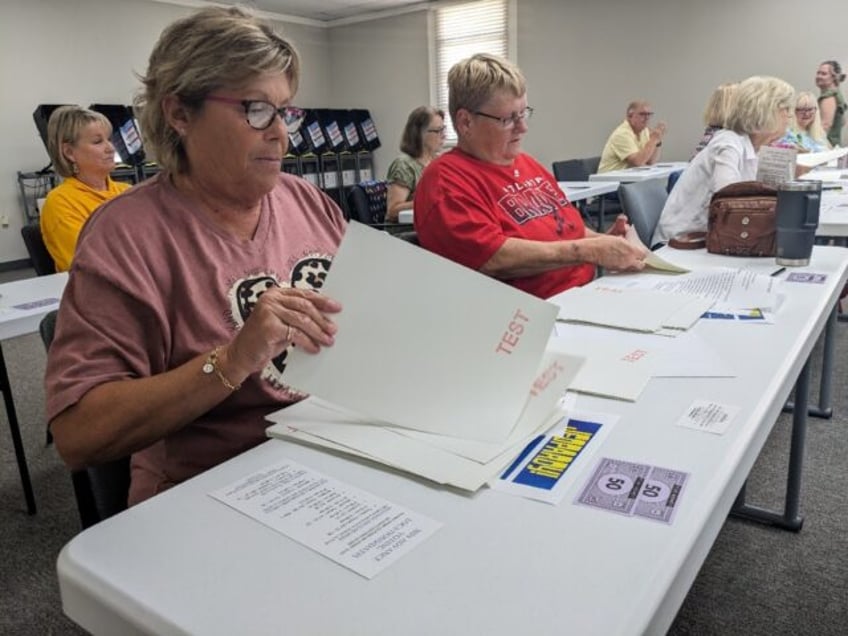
[266,223,585,491]
[548,283,715,333]
[795,147,848,168]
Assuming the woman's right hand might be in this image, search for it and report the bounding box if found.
[223,287,342,382]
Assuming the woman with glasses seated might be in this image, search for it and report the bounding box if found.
[40,106,132,272]
[414,53,646,300]
[45,6,344,506]
[385,106,446,223]
[777,92,831,152]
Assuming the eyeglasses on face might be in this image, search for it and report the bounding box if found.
[795,107,817,114]
[634,111,654,117]
[427,126,447,135]
[205,95,306,133]
[473,106,534,129]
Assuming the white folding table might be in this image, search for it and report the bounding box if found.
[56,248,847,635]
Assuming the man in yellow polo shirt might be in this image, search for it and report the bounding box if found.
[598,101,667,172]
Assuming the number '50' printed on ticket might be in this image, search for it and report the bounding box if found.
[575,457,689,525]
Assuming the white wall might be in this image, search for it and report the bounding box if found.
[328,11,431,177]
[0,0,330,265]
[2,0,847,266]
[517,0,848,169]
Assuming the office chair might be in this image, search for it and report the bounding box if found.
[551,159,589,182]
[39,310,131,529]
[20,224,56,276]
[551,157,621,230]
[347,180,388,225]
[618,179,669,249]
[394,230,419,246]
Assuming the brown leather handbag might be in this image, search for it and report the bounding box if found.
[707,181,777,257]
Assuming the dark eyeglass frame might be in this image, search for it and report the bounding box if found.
[473,106,535,129]
[205,95,306,132]
[795,107,817,113]
[427,126,447,134]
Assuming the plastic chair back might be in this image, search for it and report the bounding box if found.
[20,224,56,276]
[619,179,669,248]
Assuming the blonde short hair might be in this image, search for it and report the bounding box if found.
[46,106,112,178]
[702,83,737,128]
[134,6,301,174]
[447,53,526,123]
[725,76,795,135]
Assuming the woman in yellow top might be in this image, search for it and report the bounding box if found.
[40,106,131,271]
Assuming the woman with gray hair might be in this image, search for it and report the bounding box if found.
[46,6,345,506]
[40,105,131,271]
[385,105,445,222]
[414,53,645,300]
[653,75,794,245]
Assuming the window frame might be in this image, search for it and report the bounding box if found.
[428,0,517,146]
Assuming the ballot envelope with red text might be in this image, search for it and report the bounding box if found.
[267,222,584,490]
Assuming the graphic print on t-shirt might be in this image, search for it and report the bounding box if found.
[497,176,567,225]
[229,254,333,392]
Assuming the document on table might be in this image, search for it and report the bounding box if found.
[267,351,585,491]
[548,284,714,333]
[283,222,559,443]
[795,147,848,168]
[549,323,734,382]
[209,458,441,579]
[0,296,59,318]
[607,268,781,312]
[490,409,617,504]
[757,146,796,185]
[674,399,740,435]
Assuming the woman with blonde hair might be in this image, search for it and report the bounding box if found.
[414,53,645,300]
[691,82,737,158]
[778,92,830,152]
[654,75,794,245]
[46,6,345,506]
[40,106,131,271]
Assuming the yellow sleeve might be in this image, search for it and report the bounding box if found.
[40,188,93,272]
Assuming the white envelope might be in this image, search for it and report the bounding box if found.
[283,222,559,443]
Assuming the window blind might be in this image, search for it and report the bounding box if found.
[434,0,509,142]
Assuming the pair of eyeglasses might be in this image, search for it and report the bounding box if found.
[635,111,655,117]
[473,106,534,129]
[795,107,817,114]
[205,96,306,133]
[427,126,447,134]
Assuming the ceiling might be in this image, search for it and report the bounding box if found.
[201,0,429,23]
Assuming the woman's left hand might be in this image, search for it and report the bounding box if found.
[606,214,630,237]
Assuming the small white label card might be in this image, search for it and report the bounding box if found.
[675,399,740,435]
[210,459,442,579]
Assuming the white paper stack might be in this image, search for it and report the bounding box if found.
[548,284,714,333]
[267,223,585,490]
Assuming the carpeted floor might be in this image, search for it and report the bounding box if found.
[1,267,846,635]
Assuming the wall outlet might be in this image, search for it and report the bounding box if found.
[0,214,9,228]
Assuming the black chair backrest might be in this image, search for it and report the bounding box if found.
[580,156,601,176]
[38,310,130,529]
[71,459,131,529]
[551,159,590,182]
[20,224,56,276]
[394,230,419,246]
[347,180,388,224]
[618,179,669,248]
